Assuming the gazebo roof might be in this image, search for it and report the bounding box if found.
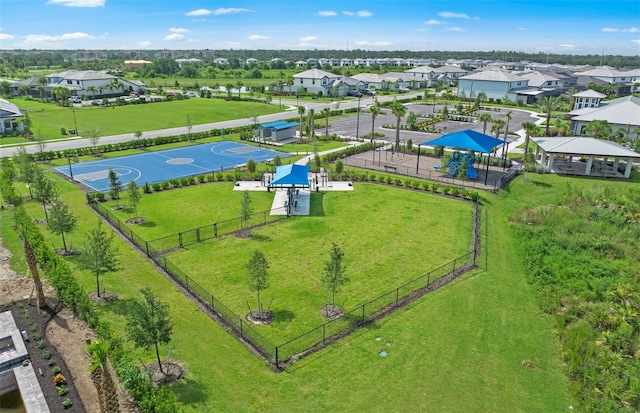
[420,129,504,153]
[269,164,310,187]
[532,137,640,158]
[259,120,299,131]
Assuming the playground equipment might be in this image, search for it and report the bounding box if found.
[448,151,478,179]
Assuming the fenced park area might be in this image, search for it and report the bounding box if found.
[90,181,480,368]
[55,140,291,192]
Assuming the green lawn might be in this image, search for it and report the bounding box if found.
[5,97,285,142]
[3,165,590,412]
[128,183,473,342]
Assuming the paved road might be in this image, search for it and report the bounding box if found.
[0,92,422,158]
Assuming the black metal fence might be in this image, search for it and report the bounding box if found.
[90,197,481,370]
[147,206,288,253]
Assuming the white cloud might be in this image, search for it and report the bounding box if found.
[299,36,318,42]
[518,27,528,31]
[169,28,189,33]
[213,8,252,15]
[137,41,153,48]
[558,44,575,50]
[46,0,104,7]
[424,19,445,25]
[631,39,640,45]
[355,40,393,47]
[416,28,427,32]
[342,10,372,17]
[0,33,15,40]
[164,33,184,41]
[600,27,638,33]
[223,41,242,47]
[186,9,211,16]
[297,41,330,48]
[446,27,466,32]
[438,11,478,19]
[248,34,269,40]
[318,10,338,17]
[21,32,96,45]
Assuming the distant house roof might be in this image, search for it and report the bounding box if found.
[573,89,606,98]
[532,137,640,159]
[49,70,116,81]
[259,120,299,131]
[459,69,527,82]
[571,95,640,126]
[0,99,23,119]
[293,68,340,80]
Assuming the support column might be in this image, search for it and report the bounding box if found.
[624,158,633,178]
[548,154,555,171]
[585,156,594,176]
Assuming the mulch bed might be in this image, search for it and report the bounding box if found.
[3,299,85,413]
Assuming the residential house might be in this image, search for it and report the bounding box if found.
[456,69,529,101]
[571,89,606,110]
[568,95,640,139]
[572,66,640,95]
[0,99,24,134]
[292,68,341,95]
[124,59,152,71]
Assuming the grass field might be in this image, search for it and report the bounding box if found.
[5,165,603,412]
[4,96,285,142]
[106,182,473,342]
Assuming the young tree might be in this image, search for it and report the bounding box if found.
[522,121,538,156]
[246,250,270,318]
[321,242,349,312]
[125,288,174,374]
[133,130,143,147]
[246,158,256,174]
[32,167,57,221]
[308,108,315,140]
[539,96,561,137]
[478,113,492,135]
[108,168,122,207]
[321,107,331,138]
[186,114,193,140]
[82,220,119,298]
[369,103,381,162]
[88,126,101,154]
[86,340,120,413]
[406,111,418,131]
[21,235,47,310]
[240,190,253,236]
[14,146,36,198]
[127,180,141,218]
[47,198,77,253]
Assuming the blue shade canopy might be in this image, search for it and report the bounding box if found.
[269,164,310,187]
[420,129,504,153]
[259,120,299,130]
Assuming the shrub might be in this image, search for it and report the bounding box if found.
[48,358,56,367]
[385,176,392,184]
[54,373,66,386]
[37,339,46,349]
[197,174,206,183]
[206,173,216,182]
[151,183,162,192]
[394,178,403,186]
[43,350,52,360]
[403,179,412,187]
[430,183,440,192]
[216,172,224,181]
[442,186,452,195]
[451,187,460,197]
[161,181,170,190]
[62,398,73,409]
[143,183,151,194]
[57,385,69,396]
[422,182,430,190]
[52,366,61,374]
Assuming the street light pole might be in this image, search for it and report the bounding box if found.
[355,95,361,139]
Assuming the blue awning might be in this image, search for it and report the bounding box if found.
[420,129,503,154]
[259,120,299,131]
[269,164,310,187]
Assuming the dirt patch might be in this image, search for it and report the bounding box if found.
[320,305,344,320]
[246,310,273,325]
[126,217,146,224]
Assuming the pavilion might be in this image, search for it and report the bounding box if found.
[268,164,310,215]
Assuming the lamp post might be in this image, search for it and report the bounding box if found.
[67,154,74,180]
[355,94,361,139]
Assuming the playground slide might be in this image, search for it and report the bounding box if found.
[448,152,478,179]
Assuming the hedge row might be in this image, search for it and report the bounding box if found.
[0,161,180,413]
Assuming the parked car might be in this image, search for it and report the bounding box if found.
[68,96,82,104]
[186,91,198,97]
[347,90,363,97]
[362,89,377,96]
[398,87,410,93]
[91,99,103,106]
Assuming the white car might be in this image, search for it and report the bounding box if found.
[68,96,82,104]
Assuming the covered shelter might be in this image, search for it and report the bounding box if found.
[417,129,505,184]
[258,120,299,142]
[268,164,310,215]
[531,137,640,178]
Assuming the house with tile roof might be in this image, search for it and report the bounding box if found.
[0,99,24,134]
[568,95,640,139]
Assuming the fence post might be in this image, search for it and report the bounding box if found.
[145,241,149,257]
[395,288,399,307]
[163,256,167,270]
[322,324,326,344]
[452,259,457,276]
[361,305,365,323]
[196,227,200,242]
[427,274,430,288]
[210,293,215,312]
[214,223,218,238]
[179,232,183,248]
[186,276,189,290]
[275,346,279,369]
[240,319,243,338]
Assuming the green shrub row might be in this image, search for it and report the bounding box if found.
[0,162,180,413]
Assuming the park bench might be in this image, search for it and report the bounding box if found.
[384,165,397,172]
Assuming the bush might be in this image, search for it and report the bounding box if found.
[52,365,61,374]
[43,350,52,359]
[57,385,69,396]
[151,183,162,192]
[62,398,73,409]
[197,174,206,183]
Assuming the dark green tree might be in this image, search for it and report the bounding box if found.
[127,180,141,218]
[321,242,349,311]
[108,169,122,207]
[246,158,256,174]
[32,167,57,221]
[240,191,253,236]
[13,146,36,198]
[125,287,174,373]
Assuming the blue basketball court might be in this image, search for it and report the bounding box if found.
[55,141,292,192]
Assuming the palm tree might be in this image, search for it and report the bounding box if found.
[19,84,30,98]
[584,119,612,139]
[321,107,331,138]
[502,110,512,156]
[369,104,381,162]
[236,80,243,99]
[390,100,407,152]
[308,108,315,140]
[539,96,561,137]
[478,113,492,134]
[297,105,305,140]
[87,86,97,100]
[522,121,538,157]
[491,118,505,138]
[87,340,120,413]
[225,83,234,99]
[37,77,48,102]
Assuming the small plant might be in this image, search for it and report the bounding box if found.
[43,350,52,359]
[32,333,41,341]
[52,365,61,375]
[17,302,24,308]
[48,358,56,367]
[37,339,46,349]
[41,311,47,317]
[54,373,66,385]
[62,398,73,409]
[57,385,69,396]
[197,174,206,183]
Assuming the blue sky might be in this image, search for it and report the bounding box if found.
[0,0,639,55]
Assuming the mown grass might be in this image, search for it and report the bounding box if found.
[134,183,473,341]
[3,164,586,412]
[5,97,284,141]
